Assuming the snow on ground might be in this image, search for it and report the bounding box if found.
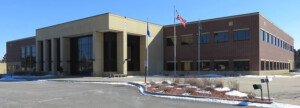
[0,74,56,81]
[225,90,248,97]
[196,90,211,94]
[214,87,230,92]
[182,93,190,96]
[39,80,300,108]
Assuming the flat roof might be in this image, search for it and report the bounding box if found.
[37,12,162,30]
[6,36,35,43]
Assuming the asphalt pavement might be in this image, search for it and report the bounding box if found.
[0,81,256,108]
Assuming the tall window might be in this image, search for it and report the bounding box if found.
[21,47,26,71]
[234,61,249,71]
[260,30,265,41]
[234,30,250,41]
[214,32,229,43]
[26,46,31,70]
[166,37,175,46]
[181,61,192,71]
[181,35,193,45]
[270,62,273,70]
[266,32,270,43]
[31,46,36,69]
[277,39,280,47]
[197,61,210,71]
[214,61,229,71]
[274,37,277,46]
[166,62,177,71]
[270,35,273,44]
[261,61,264,70]
[266,61,269,70]
[199,33,210,44]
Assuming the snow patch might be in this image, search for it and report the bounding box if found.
[196,90,211,94]
[214,87,230,92]
[225,90,247,97]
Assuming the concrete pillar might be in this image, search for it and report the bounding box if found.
[51,38,58,74]
[117,32,127,75]
[60,37,71,75]
[93,31,104,76]
[43,40,49,72]
[140,36,146,75]
[36,41,41,72]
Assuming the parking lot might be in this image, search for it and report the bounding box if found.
[0,81,255,108]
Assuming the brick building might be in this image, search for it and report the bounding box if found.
[163,12,294,75]
[6,12,294,76]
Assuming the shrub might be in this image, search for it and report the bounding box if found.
[158,84,166,90]
[162,87,172,92]
[204,87,214,91]
[150,81,156,85]
[162,81,169,85]
[171,82,178,87]
[228,80,240,90]
[247,92,256,99]
[175,78,180,83]
[177,85,187,89]
[185,88,196,93]
[201,78,212,87]
[184,78,198,86]
[213,80,224,88]
[153,84,160,89]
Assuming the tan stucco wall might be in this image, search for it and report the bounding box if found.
[0,63,7,74]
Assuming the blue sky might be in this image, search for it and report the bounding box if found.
[1,0,299,59]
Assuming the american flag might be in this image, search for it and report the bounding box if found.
[176,10,187,28]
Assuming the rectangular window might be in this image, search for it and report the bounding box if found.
[261,61,265,71]
[273,36,276,45]
[214,32,229,43]
[266,61,269,70]
[270,62,273,70]
[21,47,25,59]
[31,46,36,69]
[166,62,178,71]
[274,37,277,46]
[214,61,229,71]
[277,39,280,47]
[274,62,277,70]
[234,61,249,71]
[181,35,193,45]
[270,35,273,44]
[166,37,175,46]
[266,33,269,43]
[197,61,211,71]
[260,30,265,41]
[198,33,210,44]
[277,62,279,70]
[181,61,192,71]
[234,30,250,41]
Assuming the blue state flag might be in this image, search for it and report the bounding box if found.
[147,22,151,37]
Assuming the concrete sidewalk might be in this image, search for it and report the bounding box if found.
[46,75,300,106]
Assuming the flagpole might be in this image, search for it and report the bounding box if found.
[147,18,149,77]
[174,5,177,77]
[198,19,201,76]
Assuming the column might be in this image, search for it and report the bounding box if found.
[36,41,41,71]
[93,31,104,76]
[139,36,146,75]
[43,40,49,72]
[51,38,57,74]
[117,32,127,75]
[60,37,71,75]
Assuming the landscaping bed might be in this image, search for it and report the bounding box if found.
[145,78,272,102]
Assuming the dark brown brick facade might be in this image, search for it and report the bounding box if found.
[163,12,293,72]
[6,37,36,63]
